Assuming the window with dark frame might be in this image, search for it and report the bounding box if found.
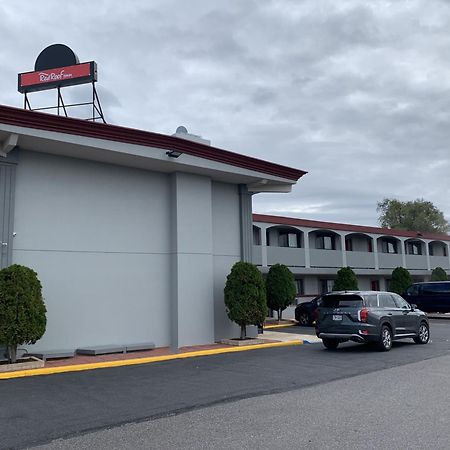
[345,238,353,251]
[381,239,397,254]
[253,226,261,246]
[316,234,335,250]
[295,279,304,295]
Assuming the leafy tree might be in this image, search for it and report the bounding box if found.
[431,267,448,281]
[266,264,296,321]
[377,198,449,233]
[389,267,412,295]
[0,265,46,363]
[332,267,358,291]
[224,262,267,339]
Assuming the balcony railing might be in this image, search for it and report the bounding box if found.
[378,253,403,269]
[309,249,342,268]
[267,247,306,267]
[430,255,450,270]
[346,251,376,269]
[405,254,428,270]
[252,245,262,266]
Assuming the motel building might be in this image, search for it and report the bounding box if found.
[0,104,306,353]
[252,214,450,310]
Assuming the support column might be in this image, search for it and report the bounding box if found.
[340,233,347,267]
[373,237,379,270]
[238,185,253,263]
[261,225,268,267]
[447,243,450,272]
[170,173,214,351]
[303,230,310,268]
[400,238,407,268]
[424,240,431,271]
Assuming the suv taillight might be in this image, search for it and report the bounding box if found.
[358,308,369,323]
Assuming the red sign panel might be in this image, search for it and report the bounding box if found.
[18,61,97,93]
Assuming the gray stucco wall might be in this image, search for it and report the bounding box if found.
[211,182,244,340]
[12,150,173,351]
[11,151,246,352]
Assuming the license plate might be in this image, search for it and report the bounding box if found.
[332,315,342,321]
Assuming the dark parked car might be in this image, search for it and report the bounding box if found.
[295,296,320,326]
[315,291,430,351]
[403,281,450,313]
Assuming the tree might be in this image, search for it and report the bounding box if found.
[332,267,358,291]
[389,267,412,295]
[377,198,450,233]
[431,267,448,281]
[224,262,267,339]
[0,265,47,363]
[266,264,296,321]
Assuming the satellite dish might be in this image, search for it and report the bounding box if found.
[34,44,80,71]
[176,126,188,134]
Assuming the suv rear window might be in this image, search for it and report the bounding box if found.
[320,295,363,308]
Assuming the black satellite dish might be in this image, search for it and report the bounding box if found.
[34,44,80,71]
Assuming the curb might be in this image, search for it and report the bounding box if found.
[428,315,450,320]
[0,340,303,380]
[264,323,297,330]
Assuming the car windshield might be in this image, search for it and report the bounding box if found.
[320,294,363,308]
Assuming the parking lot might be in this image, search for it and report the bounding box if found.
[1,319,450,449]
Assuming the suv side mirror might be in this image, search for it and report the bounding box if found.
[411,304,417,311]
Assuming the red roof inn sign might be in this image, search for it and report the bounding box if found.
[17,44,105,122]
[18,61,97,93]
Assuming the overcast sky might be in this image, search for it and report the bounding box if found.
[1,0,449,227]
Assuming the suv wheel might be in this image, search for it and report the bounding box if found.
[296,311,310,326]
[377,325,393,351]
[322,338,339,350]
[413,322,430,345]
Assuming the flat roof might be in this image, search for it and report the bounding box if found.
[0,105,306,182]
[253,213,450,242]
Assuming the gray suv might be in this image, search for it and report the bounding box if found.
[315,291,430,351]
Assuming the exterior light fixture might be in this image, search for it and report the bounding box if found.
[166,150,182,158]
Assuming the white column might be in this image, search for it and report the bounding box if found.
[261,225,268,268]
[447,243,450,271]
[373,236,379,270]
[424,240,431,271]
[400,238,407,268]
[340,233,347,267]
[303,229,310,268]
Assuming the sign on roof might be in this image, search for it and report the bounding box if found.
[18,61,97,93]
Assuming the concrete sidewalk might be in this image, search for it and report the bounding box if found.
[428,313,450,320]
[260,330,321,343]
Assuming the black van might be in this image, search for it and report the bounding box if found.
[403,281,450,313]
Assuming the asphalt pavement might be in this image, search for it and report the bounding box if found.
[35,353,450,450]
[1,319,449,449]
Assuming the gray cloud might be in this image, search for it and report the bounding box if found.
[0,0,449,227]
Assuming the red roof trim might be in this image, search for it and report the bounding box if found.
[0,105,306,181]
[253,214,450,242]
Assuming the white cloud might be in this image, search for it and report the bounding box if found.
[0,0,449,226]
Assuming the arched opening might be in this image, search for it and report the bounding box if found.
[344,233,374,253]
[429,240,448,257]
[404,238,425,255]
[377,236,401,254]
[309,229,341,251]
[266,226,303,248]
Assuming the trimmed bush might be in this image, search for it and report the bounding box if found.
[332,267,358,291]
[0,265,46,363]
[431,267,448,281]
[389,267,412,295]
[224,262,267,339]
[266,264,296,321]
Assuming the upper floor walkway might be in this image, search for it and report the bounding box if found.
[252,214,450,272]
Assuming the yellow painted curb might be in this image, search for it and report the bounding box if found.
[0,340,303,380]
[264,323,296,329]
